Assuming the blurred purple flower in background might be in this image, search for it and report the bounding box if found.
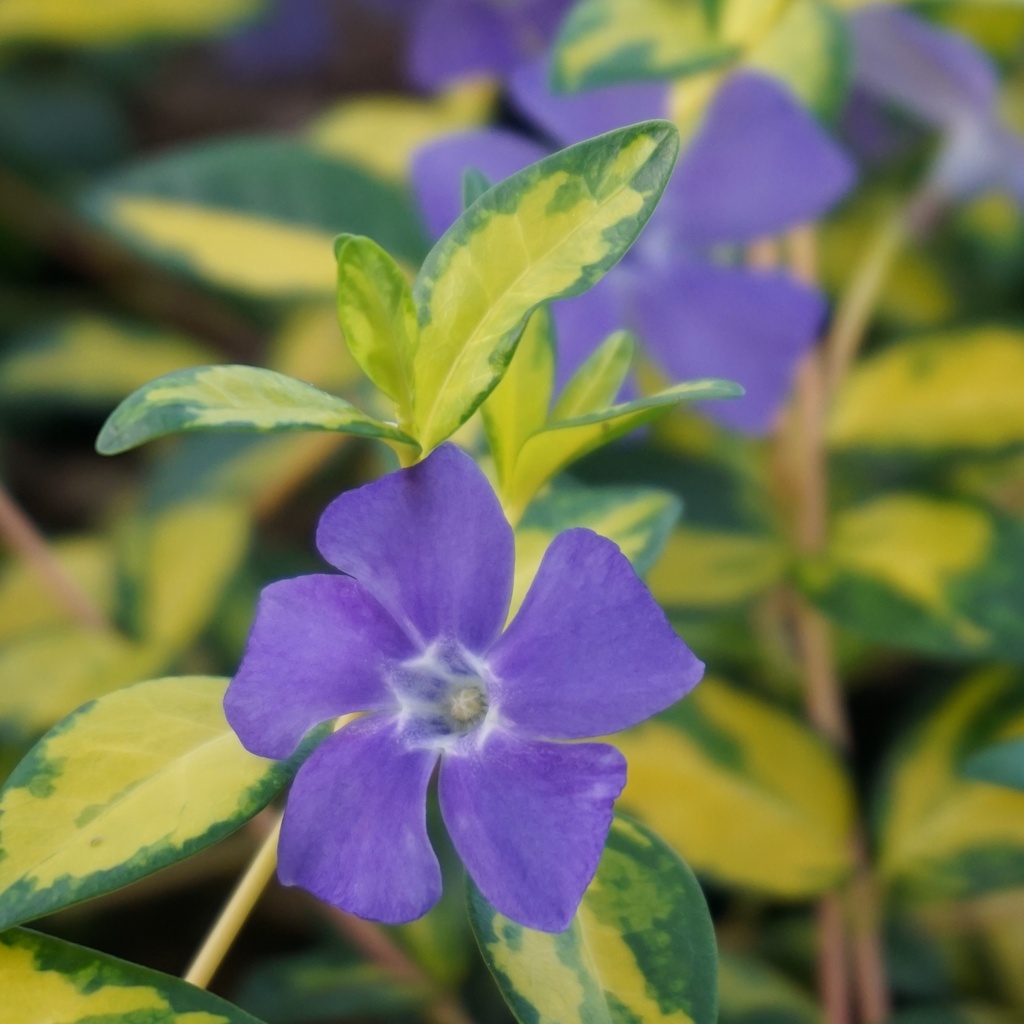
[225,445,703,930]
[414,68,855,432]
[217,0,338,79]
[405,0,575,90]
[851,7,1024,204]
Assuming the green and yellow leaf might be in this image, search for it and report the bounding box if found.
[0,675,308,931]
[552,0,736,92]
[481,306,556,489]
[96,365,415,455]
[829,328,1024,453]
[646,527,787,608]
[963,738,1024,792]
[335,234,418,426]
[0,316,212,409]
[617,677,855,897]
[510,484,681,617]
[411,120,679,452]
[309,81,495,182]
[81,139,427,298]
[878,670,1024,902]
[505,377,741,521]
[0,0,258,47]
[718,952,819,1024]
[802,493,1024,659]
[1,927,262,1024]
[114,498,250,650]
[469,814,717,1024]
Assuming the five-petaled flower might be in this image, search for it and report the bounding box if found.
[225,444,703,931]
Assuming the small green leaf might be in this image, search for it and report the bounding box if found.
[0,927,262,1023]
[411,120,680,452]
[96,364,416,455]
[334,234,418,426]
[877,669,1024,903]
[469,814,717,1024]
[618,677,855,897]
[551,329,635,421]
[0,675,312,931]
[461,166,492,209]
[963,738,1024,791]
[718,952,819,1024]
[481,306,556,489]
[506,377,741,520]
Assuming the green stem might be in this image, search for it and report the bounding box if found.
[184,815,282,989]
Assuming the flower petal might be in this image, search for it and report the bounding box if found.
[408,0,515,89]
[623,260,825,433]
[509,57,668,148]
[851,7,996,129]
[551,277,627,392]
[316,444,514,652]
[278,715,442,924]
[225,575,414,759]
[439,730,626,931]
[411,128,550,239]
[667,72,855,244]
[488,528,702,739]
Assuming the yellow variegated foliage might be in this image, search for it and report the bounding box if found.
[0,676,295,931]
[0,317,212,405]
[310,82,495,182]
[335,235,418,428]
[1,928,260,1023]
[879,670,1024,903]
[616,677,855,897]
[118,499,250,649]
[411,122,678,451]
[816,494,993,647]
[107,198,337,296]
[829,328,1024,452]
[482,308,556,490]
[0,627,165,735]
[0,0,258,46]
[0,537,113,645]
[647,528,787,608]
[555,0,847,121]
[510,488,679,618]
[469,816,717,1024]
[717,953,819,1024]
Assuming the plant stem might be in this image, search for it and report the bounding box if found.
[0,480,110,631]
[822,204,907,404]
[782,226,891,1024]
[184,814,282,989]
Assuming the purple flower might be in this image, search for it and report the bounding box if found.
[405,0,575,90]
[225,445,702,931]
[850,8,1024,204]
[412,67,854,432]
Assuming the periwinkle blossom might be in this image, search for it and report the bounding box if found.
[225,445,702,930]
[217,0,337,79]
[850,8,1024,205]
[412,66,855,432]
[401,0,576,91]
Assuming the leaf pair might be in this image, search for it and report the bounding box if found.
[98,121,682,460]
[483,307,741,522]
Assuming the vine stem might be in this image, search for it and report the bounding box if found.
[0,479,110,631]
[184,814,283,989]
[785,225,891,1024]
